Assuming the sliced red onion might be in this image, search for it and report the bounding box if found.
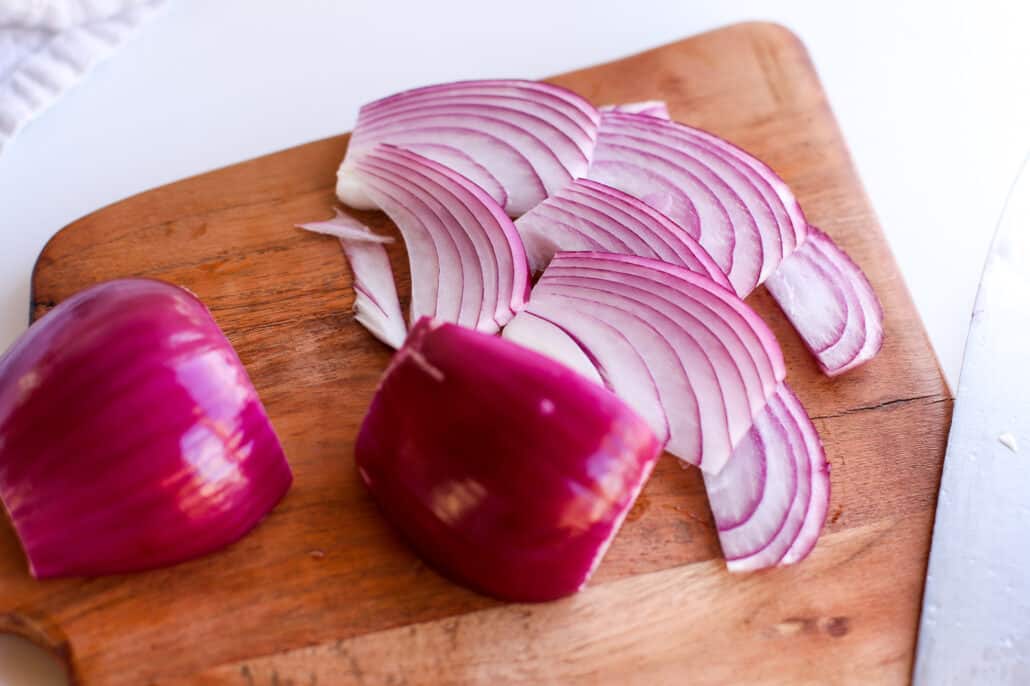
[599,100,671,119]
[515,177,732,290]
[338,80,601,217]
[509,252,785,473]
[587,111,808,294]
[765,226,884,376]
[0,279,291,578]
[355,318,661,601]
[348,145,529,333]
[298,209,407,349]
[706,383,829,572]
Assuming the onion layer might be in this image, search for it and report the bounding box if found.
[356,318,661,601]
[506,252,785,473]
[0,279,291,578]
[704,383,829,571]
[338,80,601,216]
[515,177,731,290]
[349,144,530,333]
[298,210,407,348]
[765,226,884,376]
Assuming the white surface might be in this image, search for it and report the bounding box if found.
[0,0,166,152]
[0,0,1028,680]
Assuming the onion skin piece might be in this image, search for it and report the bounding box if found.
[355,318,661,602]
[298,210,407,349]
[765,226,884,376]
[0,279,291,578]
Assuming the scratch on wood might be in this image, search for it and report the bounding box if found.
[812,393,948,421]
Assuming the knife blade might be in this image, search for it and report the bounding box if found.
[913,156,1030,685]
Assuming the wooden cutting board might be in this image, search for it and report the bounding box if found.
[1,22,951,685]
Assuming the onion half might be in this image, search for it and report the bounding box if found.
[765,226,884,376]
[348,144,530,333]
[338,80,601,216]
[298,210,407,349]
[506,252,785,473]
[356,318,661,601]
[0,279,291,578]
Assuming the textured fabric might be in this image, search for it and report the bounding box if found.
[0,0,166,153]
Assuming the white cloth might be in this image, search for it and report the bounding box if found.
[0,0,165,153]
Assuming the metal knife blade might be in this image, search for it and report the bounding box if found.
[913,157,1030,685]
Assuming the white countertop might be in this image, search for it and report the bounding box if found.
[0,1,1028,682]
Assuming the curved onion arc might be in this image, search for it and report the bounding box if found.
[538,264,777,398]
[340,80,600,216]
[601,114,789,270]
[766,226,883,375]
[515,177,731,289]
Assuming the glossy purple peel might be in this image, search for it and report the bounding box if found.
[0,279,291,578]
[355,318,661,602]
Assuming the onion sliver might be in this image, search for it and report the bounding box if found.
[765,226,884,376]
[0,279,291,578]
[515,177,731,290]
[298,210,407,348]
[355,318,662,601]
[599,100,671,119]
[513,252,785,473]
[705,383,829,571]
[349,145,530,333]
[338,80,600,217]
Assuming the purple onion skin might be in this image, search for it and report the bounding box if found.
[0,279,292,578]
[356,317,661,602]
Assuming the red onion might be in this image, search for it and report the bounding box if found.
[704,383,829,570]
[587,110,809,295]
[506,252,785,473]
[599,100,671,119]
[515,177,732,290]
[348,145,530,333]
[338,80,600,216]
[0,279,291,578]
[355,318,661,601]
[766,226,884,375]
[298,210,407,349]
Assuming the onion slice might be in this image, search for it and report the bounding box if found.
[507,252,785,473]
[338,80,601,216]
[348,144,530,333]
[587,111,806,295]
[765,226,884,376]
[515,177,731,290]
[705,383,829,571]
[356,317,661,601]
[298,210,407,349]
[0,279,291,578]
[599,100,671,119]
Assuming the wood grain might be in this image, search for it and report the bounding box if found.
[1,22,950,685]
